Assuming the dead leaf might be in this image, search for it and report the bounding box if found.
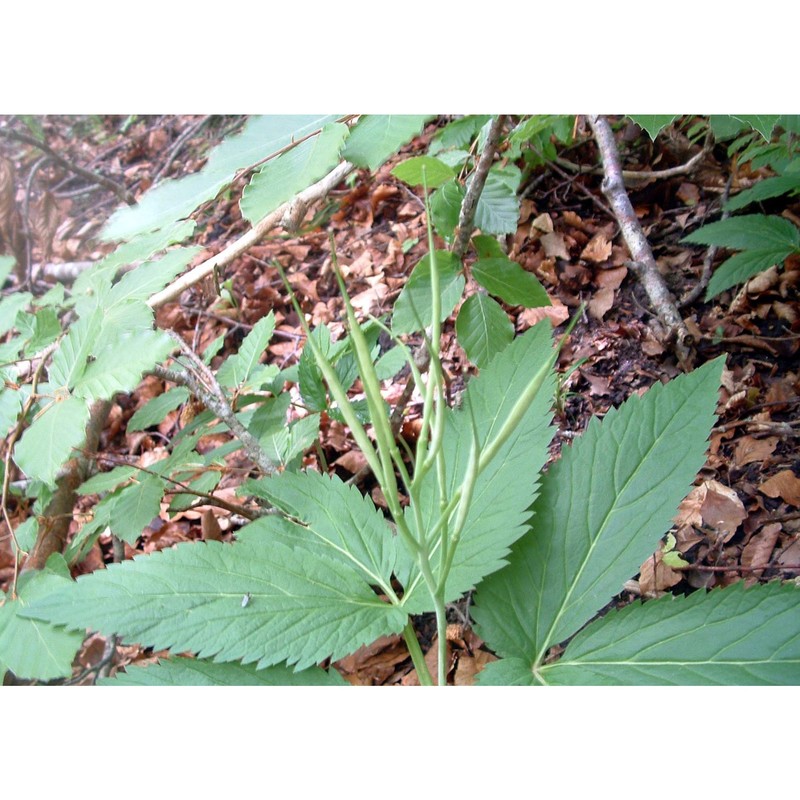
[201,509,223,541]
[588,286,615,320]
[741,522,782,579]
[532,212,554,234]
[333,450,368,475]
[639,550,683,597]
[595,265,628,291]
[349,282,388,316]
[402,636,453,686]
[732,435,779,468]
[759,470,800,506]
[700,480,747,535]
[335,634,409,685]
[454,650,498,686]
[676,182,700,206]
[581,233,613,263]
[540,231,570,260]
[30,190,60,262]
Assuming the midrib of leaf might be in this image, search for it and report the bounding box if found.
[533,387,697,667]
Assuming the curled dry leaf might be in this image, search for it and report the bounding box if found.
[639,550,683,597]
[517,295,569,328]
[580,233,613,263]
[732,435,779,468]
[540,231,570,260]
[759,470,800,507]
[676,480,747,539]
[588,286,615,321]
[30,190,60,261]
[200,509,223,541]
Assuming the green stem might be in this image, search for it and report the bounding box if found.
[403,620,434,686]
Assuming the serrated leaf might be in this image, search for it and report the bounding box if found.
[628,115,677,140]
[732,115,781,141]
[48,306,102,390]
[391,156,455,189]
[258,414,319,468]
[240,123,348,224]
[0,387,22,434]
[107,247,201,306]
[342,115,431,171]
[399,322,557,613]
[429,115,491,155]
[392,250,465,335]
[683,214,800,251]
[706,250,791,299]
[538,582,800,685]
[17,307,61,355]
[429,178,465,241]
[0,292,32,336]
[241,471,398,593]
[72,329,174,402]
[109,474,165,544]
[473,170,520,235]
[216,312,275,389]
[14,396,89,486]
[128,387,190,432]
[22,538,408,671]
[0,563,84,681]
[455,293,513,368]
[472,257,550,308]
[101,656,346,686]
[374,346,408,380]
[0,255,15,286]
[78,464,138,495]
[724,174,800,212]
[472,357,724,669]
[102,116,337,240]
[168,470,221,512]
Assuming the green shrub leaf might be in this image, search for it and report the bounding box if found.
[342,115,431,171]
[455,293,513,368]
[627,115,677,140]
[540,581,800,685]
[102,116,337,240]
[392,250,465,335]
[128,387,190,432]
[14,396,89,486]
[79,464,139,495]
[724,174,800,212]
[474,170,520,235]
[472,257,550,308]
[101,656,346,686]
[240,123,349,224]
[429,179,465,241]
[216,312,275,389]
[109,474,166,544]
[22,538,408,671]
[391,156,456,189]
[472,357,725,668]
[0,560,84,681]
[399,322,556,611]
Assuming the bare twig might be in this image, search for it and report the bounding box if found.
[0,128,135,205]
[152,115,213,183]
[588,115,692,361]
[452,115,506,260]
[147,160,355,309]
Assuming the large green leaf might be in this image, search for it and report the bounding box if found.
[342,115,431,171]
[538,581,800,685]
[707,250,796,298]
[240,471,398,595]
[472,357,725,668]
[108,474,166,544]
[106,246,201,306]
[72,329,174,402]
[240,123,348,224]
[102,116,337,240]
[216,312,275,388]
[399,322,557,612]
[473,169,520,235]
[0,255,16,286]
[627,115,677,140]
[391,156,456,189]
[455,292,514,368]
[47,305,102,390]
[429,179,465,241]
[732,115,781,141]
[22,538,407,671]
[0,559,84,681]
[724,174,800,212]
[101,656,346,686]
[13,396,90,486]
[392,250,465,335]
[0,292,32,337]
[472,256,550,308]
[127,386,190,432]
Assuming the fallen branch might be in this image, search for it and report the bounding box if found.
[147,160,355,309]
[588,115,692,361]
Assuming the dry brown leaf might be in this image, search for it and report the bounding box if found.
[517,296,569,328]
[349,282,388,316]
[741,522,782,579]
[639,550,683,597]
[732,435,779,468]
[531,212,554,234]
[333,449,368,475]
[676,488,707,537]
[335,634,408,685]
[581,233,613,263]
[595,265,628,291]
[200,509,223,541]
[676,182,701,206]
[588,286,615,320]
[0,157,16,243]
[540,231,570,260]
[454,650,498,686]
[700,480,747,535]
[759,470,800,506]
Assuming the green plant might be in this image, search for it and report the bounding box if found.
[1,115,798,686]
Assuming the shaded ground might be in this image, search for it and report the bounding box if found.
[1,115,798,684]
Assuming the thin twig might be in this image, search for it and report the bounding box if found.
[452,115,506,260]
[0,128,135,205]
[588,115,692,361]
[152,115,213,183]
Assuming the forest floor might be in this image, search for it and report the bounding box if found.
[1,115,798,685]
